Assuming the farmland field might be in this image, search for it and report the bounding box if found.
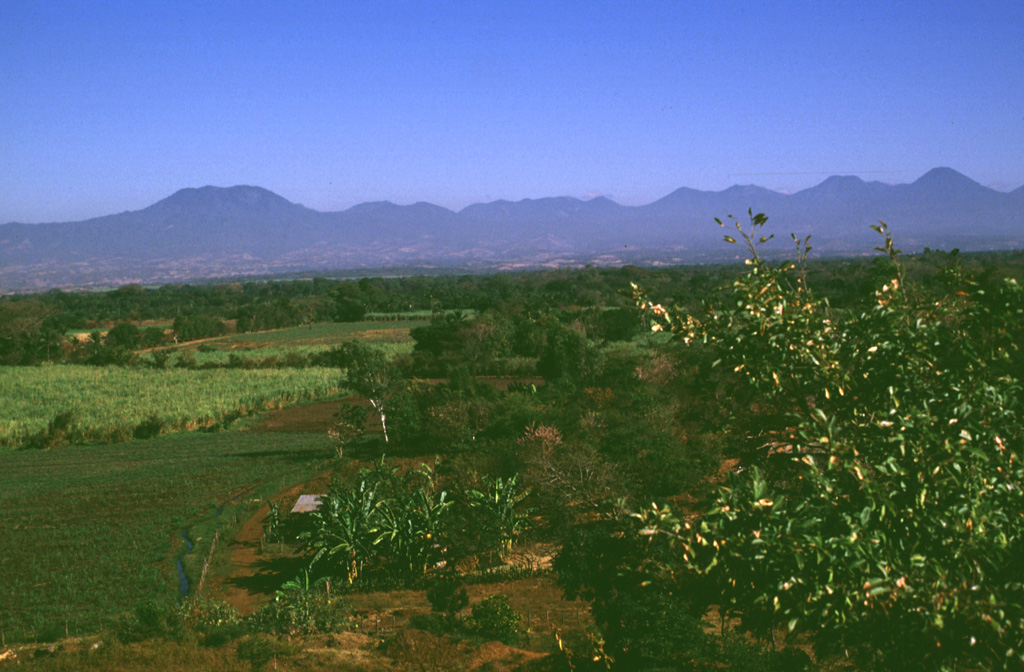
[0,365,342,448]
[163,319,425,366]
[0,254,1019,669]
[194,319,427,348]
[0,430,334,638]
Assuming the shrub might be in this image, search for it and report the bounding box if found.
[247,576,347,636]
[609,591,715,670]
[22,410,78,450]
[177,598,244,647]
[133,413,165,439]
[466,594,523,645]
[148,350,171,369]
[116,598,182,643]
[426,573,469,623]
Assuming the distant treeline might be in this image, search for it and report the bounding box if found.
[2,249,1021,366]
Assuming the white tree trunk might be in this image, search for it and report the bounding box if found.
[370,398,389,442]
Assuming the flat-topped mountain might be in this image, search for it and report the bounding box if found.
[2,168,1021,291]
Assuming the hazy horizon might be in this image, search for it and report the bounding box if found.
[3,0,1023,223]
[5,167,1024,226]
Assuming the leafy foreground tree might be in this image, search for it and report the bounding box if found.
[630,215,1024,671]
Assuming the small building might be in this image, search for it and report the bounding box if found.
[291,494,324,513]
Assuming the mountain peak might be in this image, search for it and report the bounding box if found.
[819,175,865,186]
[151,185,298,211]
[168,184,282,199]
[348,200,399,212]
[794,175,871,198]
[723,183,779,195]
[912,167,980,189]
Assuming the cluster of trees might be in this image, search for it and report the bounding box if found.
[171,314,227,342]
[257,219,1018,670]
[4,252,1019,367]
[302,460,454,584]
[401,305,638,378]
[322,333,726,542]
[0,314,230,366]
[1,268,646,329]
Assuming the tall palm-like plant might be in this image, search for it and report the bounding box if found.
[301,479,382,583]
[302,459,455,583]
[377,462,452,576]
[377,488,451,577]
[468,473,532,562]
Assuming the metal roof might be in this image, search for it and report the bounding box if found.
[290,494,324,513]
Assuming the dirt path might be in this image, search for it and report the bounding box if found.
[207,475,331,615]
[209,503,273,615]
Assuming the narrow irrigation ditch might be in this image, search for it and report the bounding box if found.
[175,487,257,601]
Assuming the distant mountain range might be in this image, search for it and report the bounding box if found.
[2,167,1021,291]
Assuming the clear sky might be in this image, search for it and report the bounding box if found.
[2,0,1022,223]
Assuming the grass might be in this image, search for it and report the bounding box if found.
[0,365,343,448]
[0,430,335,638]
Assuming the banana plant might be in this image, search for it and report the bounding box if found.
[300,479,383,583]
[468,473,532,562]
[302,459,455,582]
[377,465,452,577]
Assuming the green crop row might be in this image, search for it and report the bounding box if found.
[0,430,334,634]
[173,341,414,367]
[0,364,343,448]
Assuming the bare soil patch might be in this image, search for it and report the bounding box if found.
[354,327,413,343]
[383,629,546,671]
[209,470,339,615]
[250,398,362,434]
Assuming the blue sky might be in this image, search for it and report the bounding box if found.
[2,0,1022,222]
